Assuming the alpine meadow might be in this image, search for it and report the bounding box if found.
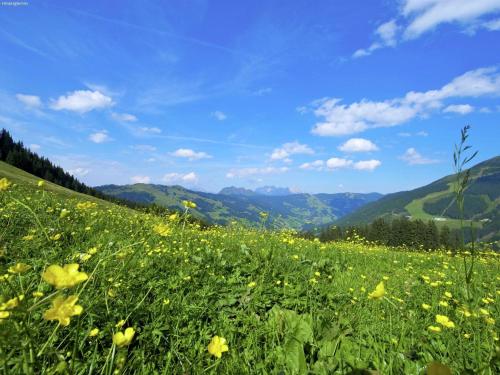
[1,1,500,374]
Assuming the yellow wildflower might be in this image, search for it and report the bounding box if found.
[43,295,83,326]
[8,263,31,274]
[247,281,257,288]
[115,319,126,328]
[368,281,385,300]
[0,178,12,191]
[444,292,452,299]
[485,317,495,325]
[439,301,449,307]
[435,314,455,328]
[59,209,70,219]
[113,327,135,347]
[32,291,44,298]
[422,303,431,310]
[153,224,171,236]
[0,296,23,310]
[182,200,197,209]
[42,264,88,289]
[207,336,229,358]
[89,328,100,337]
[428,325,442,333]
[37,180,45,187]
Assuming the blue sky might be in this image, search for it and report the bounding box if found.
[1,0,499,194]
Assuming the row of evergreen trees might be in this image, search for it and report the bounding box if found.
[306,217,461,250]
[0,128,200,220]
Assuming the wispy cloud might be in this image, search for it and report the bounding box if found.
[270,141,314,161]
[89,131,111,144]
[171,148,212,161]
[211,110,227,121]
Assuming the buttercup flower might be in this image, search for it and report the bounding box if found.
[42,264,88,289]
[0,178,11,191]
[435,314,455,328]
[43,295,83,326]
[37,180,45,187]
[182,200,197,209]
[89,328,100,337]
[368,281,385,300]
[208,336,229,358]
[113,327,135,347]
[428,325,442,333]
[153,224,171,237]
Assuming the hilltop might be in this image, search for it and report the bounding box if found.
[337,156,500,241]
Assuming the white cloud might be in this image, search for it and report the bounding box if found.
[69,167,90,177]
[326,157,353,170]
[485,17,500,30]
[339,138,379,152]
[29,144,41,151]
[112,112,137,122]
[355,1,500,57]
[171,148,212,161]
[163,172,198,184]
[226,166,289,179]
[139,127,162,134]
[403,0,500,39]
[300,158,381,172]
[308,67,500,136]
[89,131,110,144]
[50,90,113,113]
[270,141,314,161]
[212,110,227,121]
[353,20,399,58]
[16,94,41,108]
[443,104,474,114]
[400,148,439,165]
[131,175,151,184]
[416,131,429,136]
[299,160,324,171]
[353,159,381,171]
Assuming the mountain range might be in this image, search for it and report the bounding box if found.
[95,184,382,229]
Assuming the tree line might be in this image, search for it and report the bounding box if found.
[303,216,461,250]
[0,128,210,227]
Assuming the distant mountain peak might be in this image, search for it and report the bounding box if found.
[218,186,256,196]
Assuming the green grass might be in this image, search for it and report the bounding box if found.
[404,182,482,230]
[0,172,499,374]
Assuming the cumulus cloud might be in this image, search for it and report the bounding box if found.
[400,148,439,165]
[338,138,379,152]
[131,175,151,184]
[171,148,212,161]
[443,104,474,114]
[16,94,41,108]
[50,90,113,113]
[226,166,289,179]
[89,131,110,144]
[301,158,381,171]
[307,67,500,136]
[299,160,324,171]
[163,172,198,184]
[270,141,314,161]
[353,159,382,171]
[211,110,227,121]
[326,157,354,169]
[112,112,137,122]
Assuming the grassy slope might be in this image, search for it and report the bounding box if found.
[338,156,500,238]
[1,160,499,374]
